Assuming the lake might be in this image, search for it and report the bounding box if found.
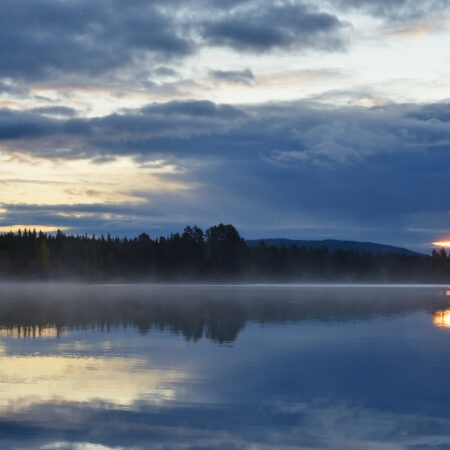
[0,284,449,449]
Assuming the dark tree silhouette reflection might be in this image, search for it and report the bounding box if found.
[0,284,448,343]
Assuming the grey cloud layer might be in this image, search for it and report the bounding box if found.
[1,100,448,163]
[0,0,191,81]
[0,100,449,247]
[0,0,347,83]
[1,0,446,85]
[201,2,346,51]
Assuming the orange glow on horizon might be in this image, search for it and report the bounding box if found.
[433,309,450,328]
[433,241,450,247]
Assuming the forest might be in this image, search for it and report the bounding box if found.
[0,224,448,282]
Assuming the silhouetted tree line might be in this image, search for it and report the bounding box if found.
[0,224,448,281]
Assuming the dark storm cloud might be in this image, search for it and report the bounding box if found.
[0,100,247,154]
[209,69,255,85]
[0,100,449,164]
[0,0,446,86]
[0,0,349,83]
[140,100,246,119]
[201,2,346,52]
[0,108,60,140]
[0,0,192,81]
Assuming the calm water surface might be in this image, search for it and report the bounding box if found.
[0,284,449,449]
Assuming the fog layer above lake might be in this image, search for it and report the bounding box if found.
[0,283,449,342]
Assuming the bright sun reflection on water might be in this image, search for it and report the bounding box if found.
[433,309,450,328]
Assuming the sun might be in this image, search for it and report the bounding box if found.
[433,241,450,247]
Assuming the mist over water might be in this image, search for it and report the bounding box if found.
[0,283,449,449]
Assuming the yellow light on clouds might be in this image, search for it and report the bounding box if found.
[0,151,191,207]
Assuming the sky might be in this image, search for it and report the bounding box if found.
[0,0,449,251]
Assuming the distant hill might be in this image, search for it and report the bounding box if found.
[246,239,423,256]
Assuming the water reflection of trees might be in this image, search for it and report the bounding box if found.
[0,285,448,343]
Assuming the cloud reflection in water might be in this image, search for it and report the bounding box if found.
[0,284,448,449]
